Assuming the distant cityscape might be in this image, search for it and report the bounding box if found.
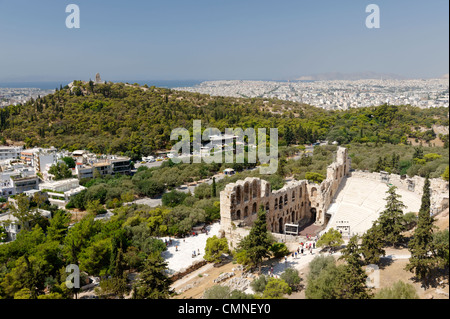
[1,77,448,110]
[0,87,55,108]
[175,78,449,110]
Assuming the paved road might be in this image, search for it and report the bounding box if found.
[134,160,164,169]
[260,241,412,281]
[125,172,228,207]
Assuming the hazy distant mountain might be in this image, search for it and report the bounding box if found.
[296,72,407,81]
[441,73,449,79]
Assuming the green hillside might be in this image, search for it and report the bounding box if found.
[0,81,448,161]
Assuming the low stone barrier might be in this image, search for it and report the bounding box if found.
[169,259,208,282]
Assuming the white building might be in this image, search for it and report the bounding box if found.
[39,178,86,208]
[0,209,51,242]
[0,146,22,161]
[33,147,59,173]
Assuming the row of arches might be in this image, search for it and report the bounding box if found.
[273,187,305,210]
[235,180,269,204]
[334,164,346,180]
[234,202,259,220]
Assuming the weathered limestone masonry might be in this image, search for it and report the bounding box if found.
[219,147,351,248]
[351,171,449,215]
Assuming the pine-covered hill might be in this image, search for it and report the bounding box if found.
[0,81,448,160]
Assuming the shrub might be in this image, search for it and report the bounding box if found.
[374,281,419,299]
[162,190,187,207]
[305,259,343,299]
[316,228,344,251]
[250,275,268,293]
[204,236,230,263]
[280,268,302,291]
[307,255,336,281]
[262,278,291,299]
[203,285,231,299]
[269,242,290,258]
[305,172,325,184]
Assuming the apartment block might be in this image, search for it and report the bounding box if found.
[0,146,23,161]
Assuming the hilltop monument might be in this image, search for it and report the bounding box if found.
[95,73,104,84]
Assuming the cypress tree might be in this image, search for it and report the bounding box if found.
[406,177,437,281]
[375,157,384,172]
[211,177,217,197]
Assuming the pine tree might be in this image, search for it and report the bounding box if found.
[360,223,386,264]
[377,186,406,247]
[237,205,272,272]
[338,236,372,299]
[406,177,437,282]
[132,254,172,299]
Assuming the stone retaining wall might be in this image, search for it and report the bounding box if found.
[169,259,208,282]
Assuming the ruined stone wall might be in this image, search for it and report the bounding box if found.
[220,147,351,247]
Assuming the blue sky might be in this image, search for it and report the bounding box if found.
[0,0,448,82]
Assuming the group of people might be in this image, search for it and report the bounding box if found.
[281,239,317,265]
[164,238,173,246]
[268,266,278,278]
[267,234,323,278]
[192,248,201,258]
[190,229,208,237]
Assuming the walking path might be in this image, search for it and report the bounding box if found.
[159,222,221,274]
[260,240,412,280]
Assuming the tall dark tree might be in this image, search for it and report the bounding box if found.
[377,186,406,247]
[211,177,217,198]
[237,205,272,272]
[375,156,384,172]
[413,146,424,160]
[284,126,294,146]
[132,254,172,299]
[406,177,438,282]
[338,236,372,299]
[360,223,386,265]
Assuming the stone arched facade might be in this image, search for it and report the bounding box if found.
[220,147,351,246]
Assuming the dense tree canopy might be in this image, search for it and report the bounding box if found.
[1,82,447,161]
